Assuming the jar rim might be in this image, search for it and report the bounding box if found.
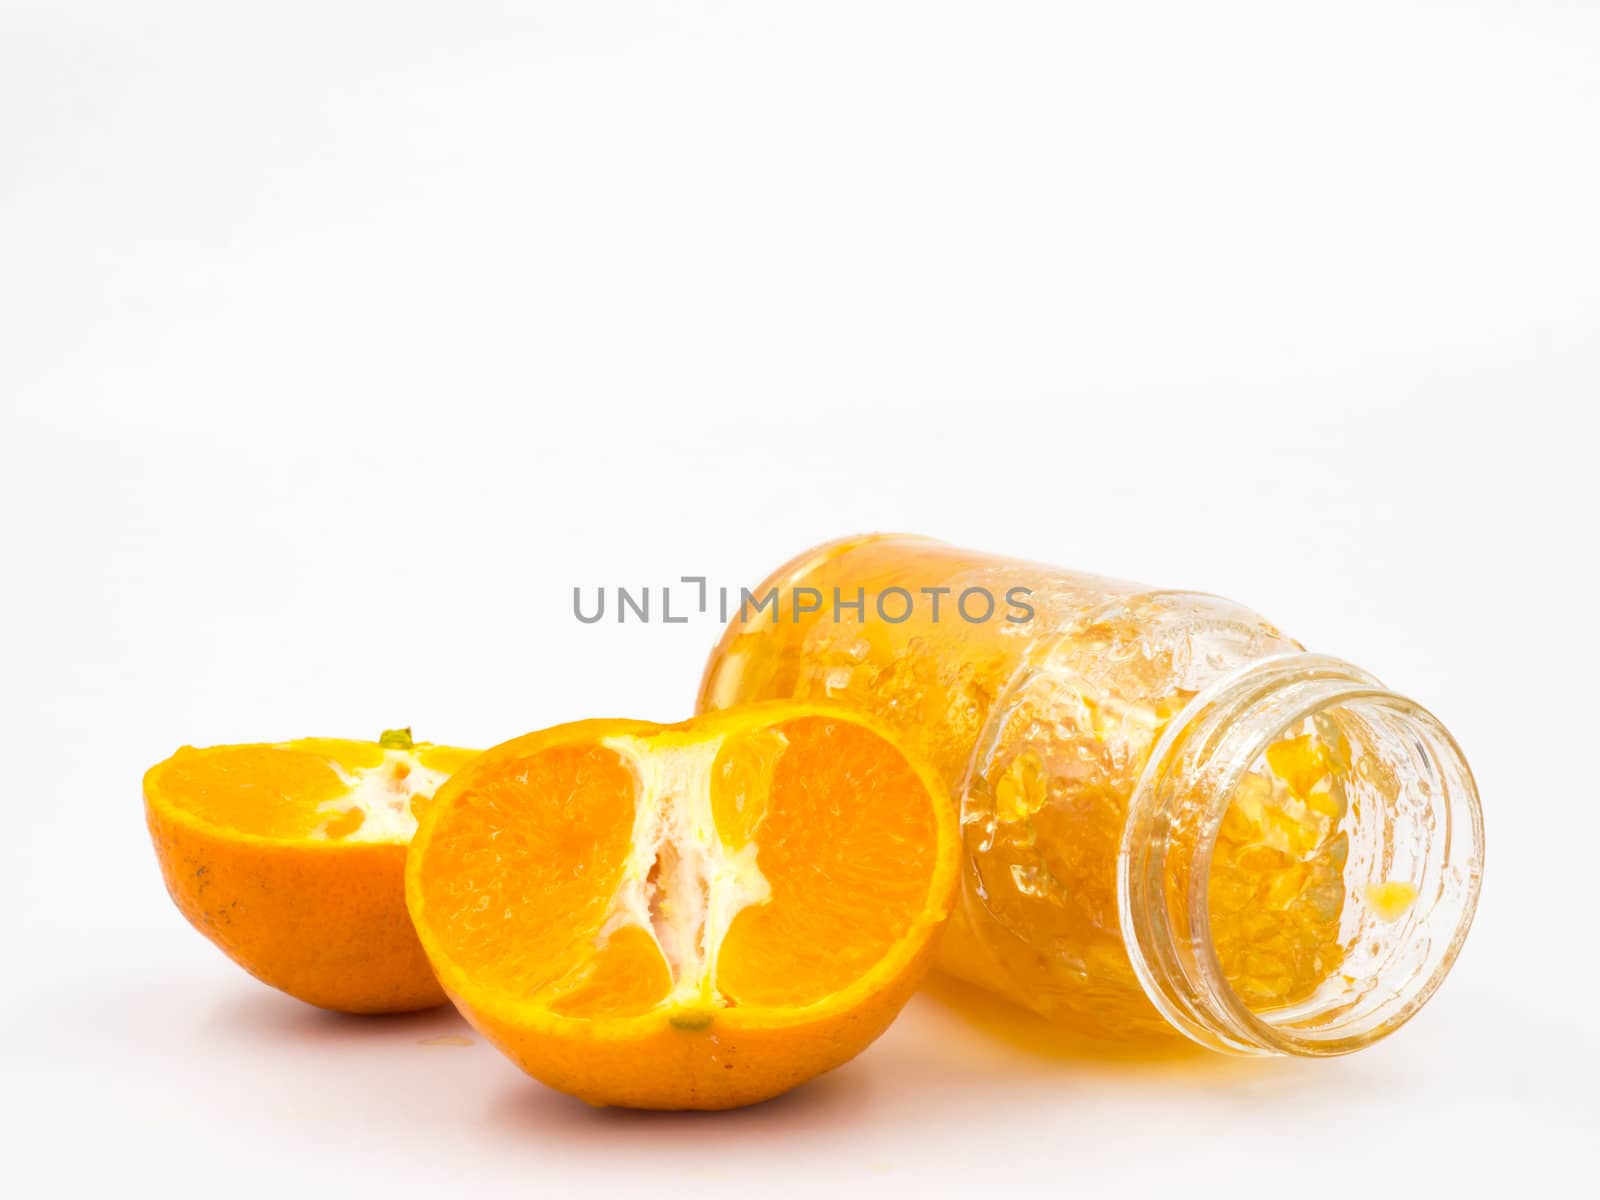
[1119,653,1485,1056]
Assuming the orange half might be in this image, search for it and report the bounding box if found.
[405,703,959,1109]
[144,730,478,1013]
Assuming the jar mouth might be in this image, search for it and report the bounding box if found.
[1119,654,1485,1057]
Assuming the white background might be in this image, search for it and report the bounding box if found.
[3,2,1597,1195]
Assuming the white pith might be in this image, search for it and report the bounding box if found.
[598,733,775,1006]
[317,749,452,842]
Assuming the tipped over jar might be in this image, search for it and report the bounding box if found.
[698,535,1483,1056]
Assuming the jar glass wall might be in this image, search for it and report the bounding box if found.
[697,535,1483,1055]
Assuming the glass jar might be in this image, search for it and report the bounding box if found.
[697,535,1483,1056]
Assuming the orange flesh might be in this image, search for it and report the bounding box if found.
[715,718,939,1008]
[414,742,646,1004]
[155,741,479,842]
[157,745,368,839]
[412,716,942,1020]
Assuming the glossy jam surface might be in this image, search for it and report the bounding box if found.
[1208,729,1352,1011]
[699,536,1371,1038]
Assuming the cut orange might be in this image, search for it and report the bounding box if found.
[405,703,959,1109]
[144,729,478,1013]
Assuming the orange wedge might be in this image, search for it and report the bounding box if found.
[144,729,478,1013]
[405,703,959,1109]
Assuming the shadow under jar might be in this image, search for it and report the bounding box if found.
[697,535,1483,1056]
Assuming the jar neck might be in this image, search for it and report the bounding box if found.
[1119,653,1484,1056]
